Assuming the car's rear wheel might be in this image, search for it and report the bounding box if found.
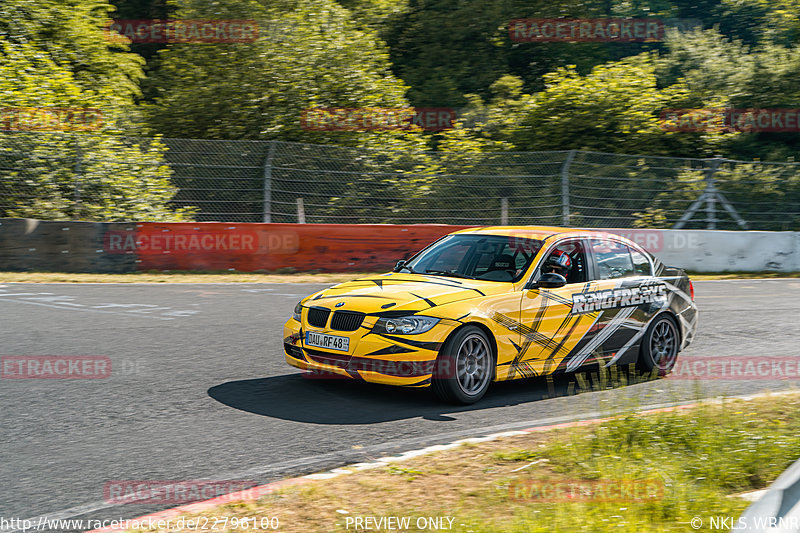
[433,326,494,404]
[637,314,680,376]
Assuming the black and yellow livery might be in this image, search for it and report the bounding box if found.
[284,227,697,403]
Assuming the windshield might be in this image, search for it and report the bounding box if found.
[404,234,543,282]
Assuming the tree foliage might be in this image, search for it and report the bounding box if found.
[4,0,800,225]
[0,3,191,222]
[0,0,145,110]
[143,0,426,153]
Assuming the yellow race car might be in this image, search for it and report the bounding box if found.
[284,226,697,403]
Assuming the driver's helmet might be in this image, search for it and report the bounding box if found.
[546,249,572,276]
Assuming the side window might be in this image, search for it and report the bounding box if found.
[591,239,634,279]
[631,248,652,276]
[541,240,588,284]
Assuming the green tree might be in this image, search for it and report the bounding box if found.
[336,0,409,33]
[0,35,191,221]
[0,132,194,222]
[440,53,698,155]
[656,28,800,160]
[0,0,145,113]
[144,0,425,150]
[383,0,713,110]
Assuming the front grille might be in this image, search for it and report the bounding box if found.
[331,311,365,331]
[307,307,330,328]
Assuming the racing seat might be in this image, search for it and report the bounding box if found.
[488,254,515,273]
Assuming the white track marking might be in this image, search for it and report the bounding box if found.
[0,289,199,321]
[0,298,178,320]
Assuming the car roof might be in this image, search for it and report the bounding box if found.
[449,226,644,249]
[450,226,596,239]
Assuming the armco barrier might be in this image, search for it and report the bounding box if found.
[0,218,137,272]
[1,219,798,273]
[605,229,800,272]
[0,219,472,272]
[107,222,473,272]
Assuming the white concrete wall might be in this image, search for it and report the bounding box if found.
[605,229,800,272]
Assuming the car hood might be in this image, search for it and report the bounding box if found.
[302,272,510,313]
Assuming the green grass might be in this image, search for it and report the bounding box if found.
[469,396,800,532]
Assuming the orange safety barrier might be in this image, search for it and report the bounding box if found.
[103,223,475,272]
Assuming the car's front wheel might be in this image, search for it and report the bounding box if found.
[433,326,494,404]
[637,314,680,376]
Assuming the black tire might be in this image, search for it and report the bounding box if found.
[637,314,680,376]
[432,326,495,404]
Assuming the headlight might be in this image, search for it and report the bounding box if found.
[292,302,302,322]
[374,316,439,335]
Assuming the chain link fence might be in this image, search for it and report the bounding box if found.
[1,132,799,230]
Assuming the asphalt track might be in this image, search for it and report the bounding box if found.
[1,279,799,529]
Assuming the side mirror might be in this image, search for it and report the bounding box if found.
[528,272,567,289]
[393,260,407,272]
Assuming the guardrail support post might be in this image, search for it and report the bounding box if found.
[297,197,305,224]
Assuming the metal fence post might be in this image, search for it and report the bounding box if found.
[262,140,276,223]
[501,197,508,225]
[73,134,82,220]
[705,158,720,229]
[297,197,306,224]
[561,150,576,226]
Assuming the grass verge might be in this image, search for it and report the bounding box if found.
[124,392,800,532]
[1,270,799,283]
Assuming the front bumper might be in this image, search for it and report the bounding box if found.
[283,317,453,387]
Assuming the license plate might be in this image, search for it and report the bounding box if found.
[305,331,350,352]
